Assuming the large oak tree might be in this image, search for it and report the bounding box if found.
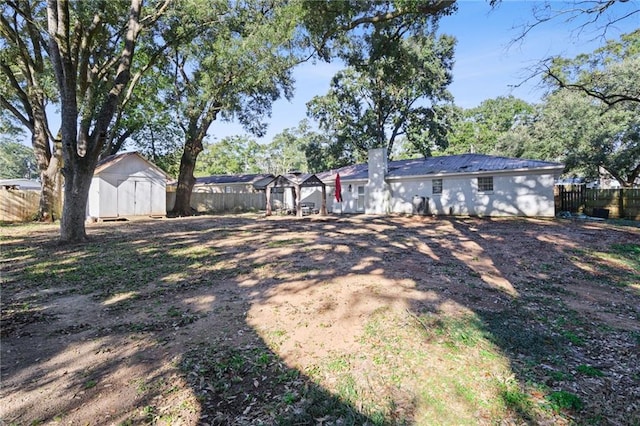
[1,0,61,221]
[306,2,457,163]
[46,0,171,241]
[169,0,299,216]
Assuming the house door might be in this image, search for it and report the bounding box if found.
[357,186,365,212]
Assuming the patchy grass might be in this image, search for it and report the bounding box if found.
[572,243,640,292]
[180,343,372,425]
[1,216,639,425]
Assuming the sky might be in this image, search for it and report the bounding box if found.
[208,0,640,144]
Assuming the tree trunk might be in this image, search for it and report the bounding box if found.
[38,172,58,222]
[29,98,60,222]
[59,160,94,242]
[47,0,144,242]
[171,137,204,216]
[36,135,62,222]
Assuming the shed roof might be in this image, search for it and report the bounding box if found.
[317,153,564,181]
[95,151,170,178]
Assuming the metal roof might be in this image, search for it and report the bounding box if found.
[266,173,325,188]
[316,163,368,181]
[195,173,274,185]
[318,153,564,181]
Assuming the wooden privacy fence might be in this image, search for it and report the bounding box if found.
[0,189,40,222]
[556,185,586,213]
[585,188,640,220]
[555,185,640,220]
[166,191,266,213]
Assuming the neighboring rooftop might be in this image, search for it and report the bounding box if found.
[193,174,275,185]
[0,179,41,190]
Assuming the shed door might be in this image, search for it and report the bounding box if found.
[134,180,152,215]
[117,180,152,216]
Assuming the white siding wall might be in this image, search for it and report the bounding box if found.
[314,180,367,214]
[387,171,557,217]
[87,177,102,218]
[303,170,557,217]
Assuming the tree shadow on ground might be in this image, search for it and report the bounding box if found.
[1,214,639,424]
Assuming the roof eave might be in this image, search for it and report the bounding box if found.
[386,165,566,181]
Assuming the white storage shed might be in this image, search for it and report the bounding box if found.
[87,152,169,220]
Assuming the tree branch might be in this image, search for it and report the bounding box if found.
[0,95,32,131]
[544,65,640,106]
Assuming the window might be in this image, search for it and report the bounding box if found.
[432,179,443,194]
[478,177,493,192]
[225,186,233,193]
[357,186,365,211]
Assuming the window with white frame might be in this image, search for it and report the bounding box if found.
[432,178,443,194]
[477,177,493,192]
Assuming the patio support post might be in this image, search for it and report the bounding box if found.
[321,183,327,215]
[265,183,272,216]
[295,184,302,217]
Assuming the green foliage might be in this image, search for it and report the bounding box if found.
[303,128,359,172]
[195,135,263,176]
[446,96,536,155]
[195,122,314,176]
[299,0,457,62]
[262,122,311,174]
[301,0,460,166]
[508,29,640,186]
[307,29,456,162]
[170,0,300,138]
[546,390,583,412]
[497,88,639,185]
[545,29,640,107]
[488,30,640,186]
[576,365,604,377]
[0,140,37,179]
[168,0,303,213]
[498,383,536,422]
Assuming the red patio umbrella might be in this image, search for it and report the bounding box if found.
[335,173,343,202]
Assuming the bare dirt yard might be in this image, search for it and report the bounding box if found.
[1,214,639,425]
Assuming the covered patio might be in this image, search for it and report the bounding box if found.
[265,172,327,217]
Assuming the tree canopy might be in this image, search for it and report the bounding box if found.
[168,0,301,215]
[495,29,640,187]
[0,140,36,179]
[307,9,456,163]
[446,96,536,155]
[542,29,640,106]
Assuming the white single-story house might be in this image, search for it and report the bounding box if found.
[297,148,565,217]
[87,152,169,220]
